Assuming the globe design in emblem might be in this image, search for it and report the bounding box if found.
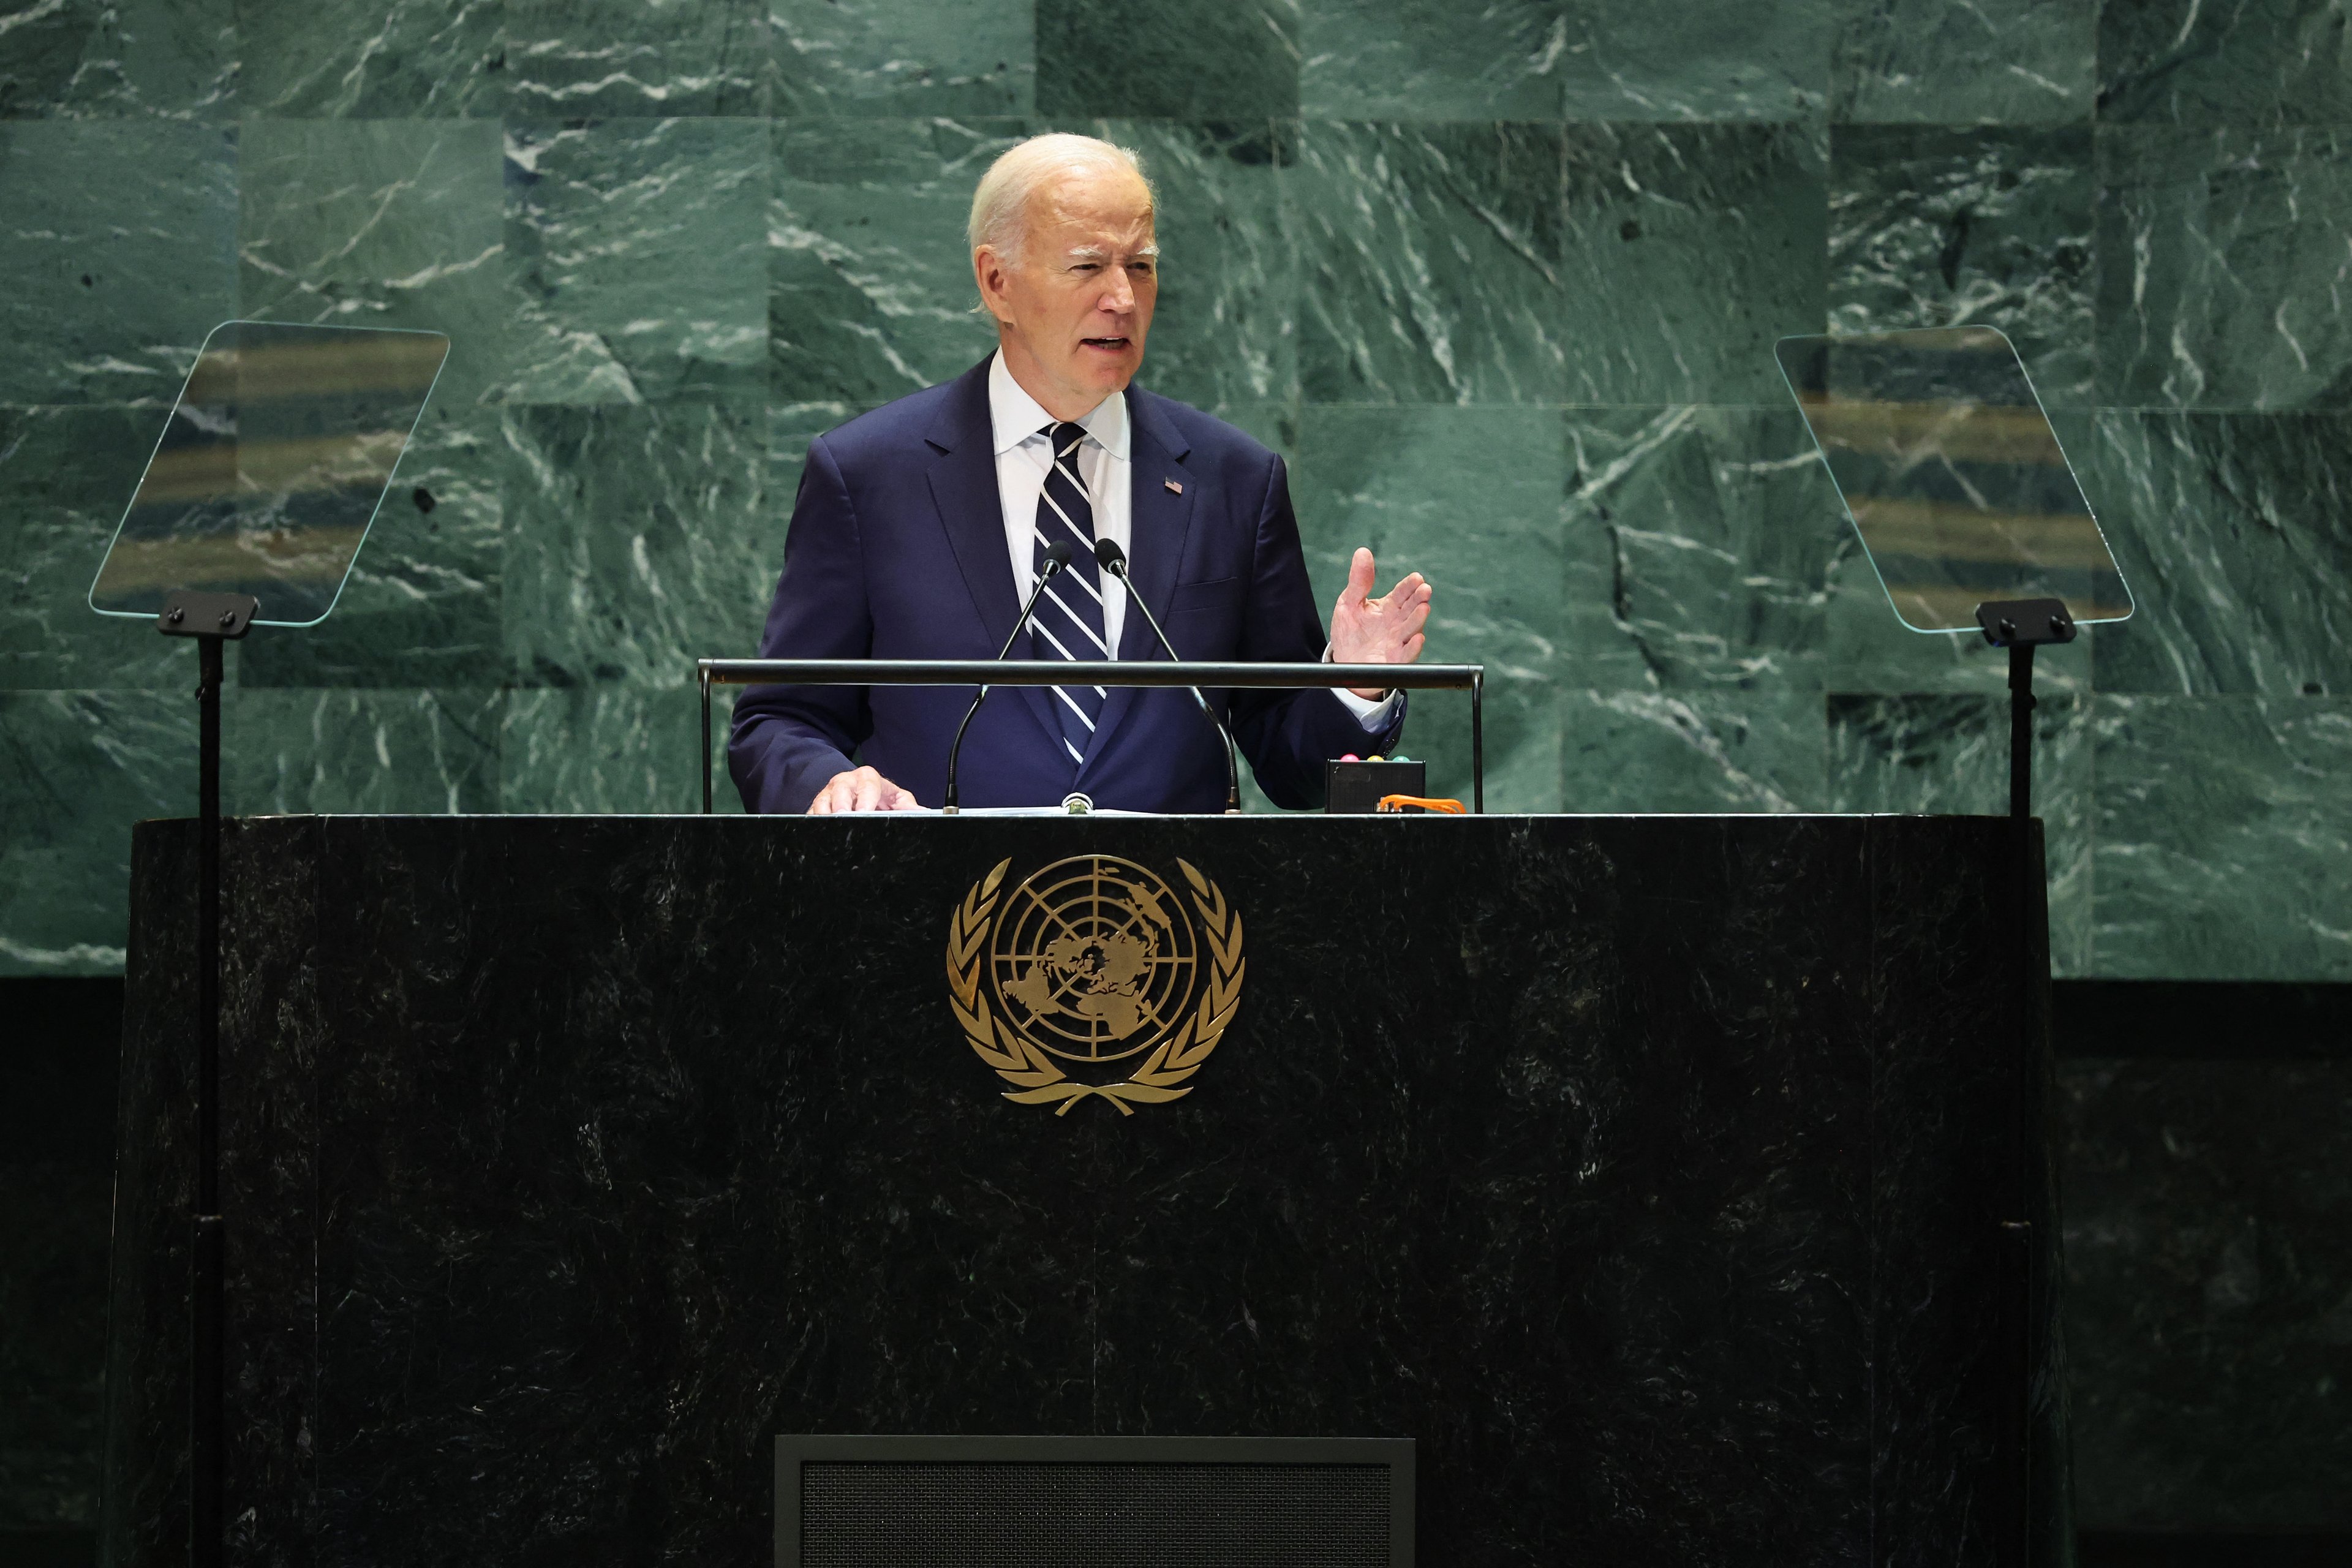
[990,855,1200,1063]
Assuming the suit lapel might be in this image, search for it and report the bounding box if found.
[1080,389,1197,774]
[924,359,1059,749]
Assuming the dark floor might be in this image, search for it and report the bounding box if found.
[2,978,2346,1566]
[1,979,119,1568]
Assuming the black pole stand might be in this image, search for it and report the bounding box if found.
[156,589,256,1568]
[1973,598,2076,820]
[1972,595,2075,1568]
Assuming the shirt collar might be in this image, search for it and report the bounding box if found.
[987,349,1129,461]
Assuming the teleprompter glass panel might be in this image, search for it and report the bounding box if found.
[88,321,449,628]
[1774,326,2132,633]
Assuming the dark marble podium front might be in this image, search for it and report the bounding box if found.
[103,814,2062,1567]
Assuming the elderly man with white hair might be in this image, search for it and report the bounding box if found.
[731,133,1433,814]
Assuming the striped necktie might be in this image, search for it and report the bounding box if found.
[1030,421,1109,771]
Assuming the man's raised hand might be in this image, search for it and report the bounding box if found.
[1329,547,1432,700]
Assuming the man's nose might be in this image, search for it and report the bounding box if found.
[1099,265,1136,313]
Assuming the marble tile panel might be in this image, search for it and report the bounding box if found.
[1294,121,1568,405]
[505,0,767,118]
[232,407,504,689]
[2092,696,2352,980]
[238,118,508,408]
[0,0,234,119]
[1200,401,1297,464]
[1296,0,1563,118]
[1036,0,1300,119]
[1828,124,2095,407]
[1554,0,1834,122]
[0,405,189,691]
[2060,1059,2352,1528]
[1558,124,1829,404]
[1562,405,1844,691]
[222,688,503,815]
[769,117,1016,404]
[2098,0,2352,126]
[1095,119,1295,410]
[768,0,1033,116]
[500,400,771,688]
[1826,692,2094,973]
[1292,404,1571,809]
[0,691,194,975]
[0,121,236,407]
[1559,687,1828,812]
[500,119,768,405]
[1292,403,1568,660]
[2097,126,2352,411]
[234,0,503,118]
[500,685,729,814]
[1832,0,2096,124]
[2080,412,2352,697]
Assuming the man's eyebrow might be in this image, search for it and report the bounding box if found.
[1063,242,1161,262]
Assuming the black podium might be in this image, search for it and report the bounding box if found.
[102,813,2064,1566]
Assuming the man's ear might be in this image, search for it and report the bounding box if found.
[973,246,1013,325]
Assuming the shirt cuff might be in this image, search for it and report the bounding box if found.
[1335,686,1402,725]
[1322,641,1400,726]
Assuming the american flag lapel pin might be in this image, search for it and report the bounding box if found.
[1164,478,1183,494]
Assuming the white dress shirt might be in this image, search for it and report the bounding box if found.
[990,349,1135,654]
[985,351,1397,723]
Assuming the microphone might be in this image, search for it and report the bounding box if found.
[1093,538,1241,815]
[944,540,1072,814]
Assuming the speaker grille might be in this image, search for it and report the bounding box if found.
[800,1460,1391,1568]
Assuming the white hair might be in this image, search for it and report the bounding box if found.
[967,132,1154,266]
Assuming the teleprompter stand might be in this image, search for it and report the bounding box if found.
[1776,326,2131,1567]
[1970,592,2080,1568]
[1975,597,2078,822]
[155,588,257,1568]
[87,319,451,1568]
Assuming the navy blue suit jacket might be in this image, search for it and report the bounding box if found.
[729,357,1405,813]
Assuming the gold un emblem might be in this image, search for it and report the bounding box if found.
[948,855,1245,1115]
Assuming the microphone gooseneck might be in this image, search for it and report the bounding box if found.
[1093,537,1242,815]
[944,541,1072,813]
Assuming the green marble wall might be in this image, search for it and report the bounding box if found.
[4,0,2350,985]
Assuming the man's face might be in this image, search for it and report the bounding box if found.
[977,166,1158,418]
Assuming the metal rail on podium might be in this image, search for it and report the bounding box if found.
[693,658,1489,814]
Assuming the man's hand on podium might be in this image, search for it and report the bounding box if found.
[1329,547,1432,700]
[809,765,923,814]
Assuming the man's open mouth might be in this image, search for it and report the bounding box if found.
[1081,336,1130,350]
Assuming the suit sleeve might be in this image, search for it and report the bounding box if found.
[1227,453,1408,809]
[726,434,873,813]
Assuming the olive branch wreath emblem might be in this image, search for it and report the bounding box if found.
[946,857,1245,1115]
